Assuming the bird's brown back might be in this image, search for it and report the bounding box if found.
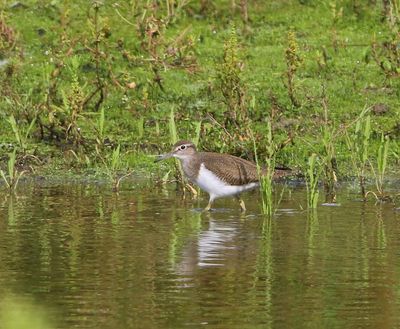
[197,152,259,185]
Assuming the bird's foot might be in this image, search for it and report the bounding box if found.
[202,203,212,212]
[238,198,246,212]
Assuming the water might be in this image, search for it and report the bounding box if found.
[0,180,400,328]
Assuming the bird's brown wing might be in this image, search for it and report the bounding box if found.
[199,152,292,184]
[199,152,260,186]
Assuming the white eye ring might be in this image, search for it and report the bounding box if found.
[180,145,186,150]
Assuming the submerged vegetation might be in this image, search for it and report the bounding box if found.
[0,0,399,205]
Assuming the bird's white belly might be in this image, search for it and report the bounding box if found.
[195,163,259,200]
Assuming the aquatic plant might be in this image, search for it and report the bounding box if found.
[320,95,337,203]
[101,145,133,192]
[321,127,337,203]
[0,150,25,191]
[366,134,391,202]
[345,109,371,200]
[260,123,275,217]
[376,135,390,195]
[253,122,278,217]
[306,153,320,209]
[168,107,182,184]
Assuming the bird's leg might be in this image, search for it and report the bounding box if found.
[203,197,213,212]
[236,196,246,212]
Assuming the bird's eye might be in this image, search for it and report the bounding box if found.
[180,145,186,150]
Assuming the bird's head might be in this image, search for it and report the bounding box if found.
[154,140,197,162]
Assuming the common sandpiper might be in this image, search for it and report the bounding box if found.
[155,140,288,212]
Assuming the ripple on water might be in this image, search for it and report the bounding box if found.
[1,183,400,328]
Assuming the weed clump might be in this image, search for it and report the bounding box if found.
[284,31,302,108]
[0,13,16,56]
[216,25,247,126]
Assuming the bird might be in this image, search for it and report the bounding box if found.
[155,140,289,212]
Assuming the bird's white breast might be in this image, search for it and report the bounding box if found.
[195,163,259,200]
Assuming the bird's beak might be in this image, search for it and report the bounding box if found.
[154,152,174,162]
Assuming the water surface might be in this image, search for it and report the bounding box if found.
[0,180,399,328]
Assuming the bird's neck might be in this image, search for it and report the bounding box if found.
[179,154,200,182]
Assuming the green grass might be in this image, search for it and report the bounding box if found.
[345,109,371,200]
[368,134,390,201]
[0,150,25,191]
[306,153,321,209]
[255,121,276,217]
[0,0,399,182]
